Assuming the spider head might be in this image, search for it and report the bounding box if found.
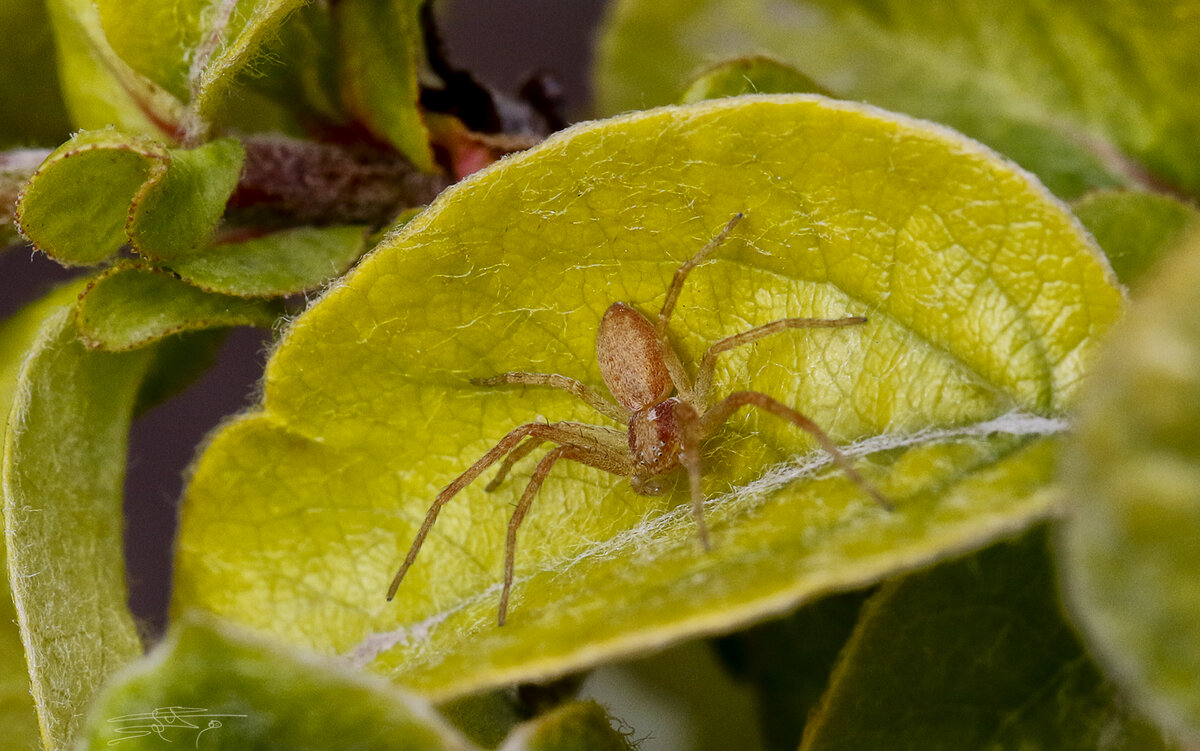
[628,397,684,484]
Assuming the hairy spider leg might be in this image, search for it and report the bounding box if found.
[700,391,893,511]
[693,316,868,409]
[653,213,745,401]
[498,443,622,625]
[471,373,630,423]
[670,400,711,550]
[386,421,631,601]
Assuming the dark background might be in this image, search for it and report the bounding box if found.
[0,0,610,634]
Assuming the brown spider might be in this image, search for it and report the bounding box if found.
[387,213,890,625]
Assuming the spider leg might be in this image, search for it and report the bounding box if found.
[497,443,623,625]
[700,391,892,511]
[671,400,711,550]
[386,421,627,601]
[655,212,744,334]
[472,372,630,423]
[485,434,544,491]
[693,316,867,408]
[652,212,744,403]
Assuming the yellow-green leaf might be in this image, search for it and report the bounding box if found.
[1059,230,1200,743]
[75,266,280,351]
[166,225,370,297]
[3,304,156,749]
[597,0,1200,199]
[1073,189,1200,286]
[173,97,1121,700]
[680,56,831,104]
[81,614,480,750]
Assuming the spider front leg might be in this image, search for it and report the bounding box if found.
[700,391,892,511]
[692,316,868,409]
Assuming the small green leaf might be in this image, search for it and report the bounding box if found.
[173,97,1120,699]
[680,56,832,104]
[43,0,183,136]
[500,702,635,751]
[95,0,308,122]
[17,132,246,266]
[129,137,245,261]
[1073,190,1200,286]
[1059,231,1200,743]
[3,305,156,749]
[0,0,71,146]
[801,529,1173,751]
[75,266,279,351]
[82,614,480,750]
[337,0,432,171]
[597,0,1200,199]
[16,129,169,265]
[167,225,370,297]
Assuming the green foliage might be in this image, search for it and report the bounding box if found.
[1,2,1197,749]
[1060,230,1200,744]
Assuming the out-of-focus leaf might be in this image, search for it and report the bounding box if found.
[1073,189,1200,286]
[801,529,1174,750]
[499,702,635,751]
[2,305,155,749]
[167,225,369,297]
[1059,230,1200,744]
[16,131,243,265]
[43,0,183,136]
[336,0,432,171]
[680,56,831,104]
[75,266,279,351]
[173,97,1120,700]
[95,0,307,123]
[81,614,480,750]
[0,0,71,147]
[713,591,867,751]
[129,137,245,261]
[596,0,1200,199]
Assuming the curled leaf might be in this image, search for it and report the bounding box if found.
[16,131,244,265]
[3,305,155,748]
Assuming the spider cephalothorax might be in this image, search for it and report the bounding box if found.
[387,213,889,624]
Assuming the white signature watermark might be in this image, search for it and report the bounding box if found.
[106,706,247,747]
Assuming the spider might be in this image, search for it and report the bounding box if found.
[386,213,890,625]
